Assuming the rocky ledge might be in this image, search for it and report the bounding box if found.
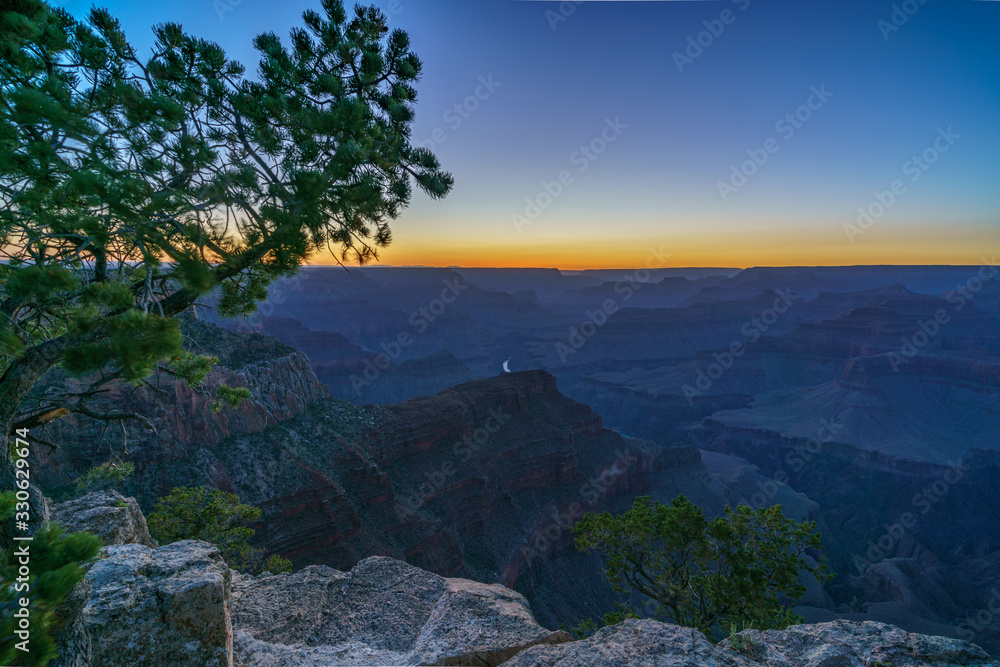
[505,618,998,667]
[49,492,569,667]
[231,557,570,667]
[49,490,156,548]
[46,491,998,667]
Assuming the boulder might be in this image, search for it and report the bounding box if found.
[504,618,999,667]
[722,619,998,666]
[230,556,569,666]
[502,619,753,667]
[50,490,157,548]
[52,540,233,667]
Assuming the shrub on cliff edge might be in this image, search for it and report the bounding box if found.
[147,486,290,574]
[574,495,831,641]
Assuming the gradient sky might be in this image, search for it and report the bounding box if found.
[61,0,1000,269]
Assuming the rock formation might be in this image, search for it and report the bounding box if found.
[231,557,570,667]
[48,493,571,667]
[503,618,998,667]
[31,318,330,495]
[48,492,997,667]
[52,540,233,667]
[49,490,156,548]
[28,322,816,632]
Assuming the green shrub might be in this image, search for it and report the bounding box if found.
[264,554,293,574]
[147,486,290,574]
[573,495,832,641]
[561,602,637,639]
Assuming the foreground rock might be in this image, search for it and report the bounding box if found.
[504,618,998,667]
[45,490,997,666]
[504,620,753,667]
[51,533,568,667]
[723,620,999,666]
[50,490,157,548]
[230,556,570,666]
[53,540,232,667]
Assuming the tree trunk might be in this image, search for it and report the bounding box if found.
[0,339,74,549]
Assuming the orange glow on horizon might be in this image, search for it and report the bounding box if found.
[304,225,1000,271]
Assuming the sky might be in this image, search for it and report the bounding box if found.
[60,0,1000,269]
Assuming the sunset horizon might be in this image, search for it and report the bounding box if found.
[55,0,999,274]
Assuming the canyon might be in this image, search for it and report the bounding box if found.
[31,264,1000,655]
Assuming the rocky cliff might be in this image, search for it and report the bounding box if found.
[687,419,1000,654]
[31,318,330,494]
[218,315,481,405]
[47,492,998,667]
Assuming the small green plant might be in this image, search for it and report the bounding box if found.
[0,492,103,666]
[264,554,293,574]
[727,624,766,659]
[147,486,290,574]
[560,602,637,639]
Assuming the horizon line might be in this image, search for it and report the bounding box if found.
[300,262,995,271]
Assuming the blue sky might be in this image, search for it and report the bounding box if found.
[60,0,1000,268]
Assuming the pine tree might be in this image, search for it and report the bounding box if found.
[573,495,832,641]
[0,0,452,539]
